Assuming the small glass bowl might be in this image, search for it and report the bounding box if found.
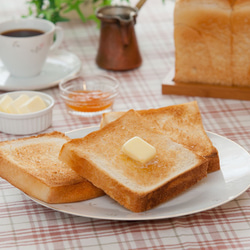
[59,74,119,117]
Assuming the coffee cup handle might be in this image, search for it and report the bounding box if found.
[50,26,63,51]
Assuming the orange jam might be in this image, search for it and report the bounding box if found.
[66,90,113,112]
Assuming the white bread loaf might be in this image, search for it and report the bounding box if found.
[231,0,250,86]
[174,0,250,87]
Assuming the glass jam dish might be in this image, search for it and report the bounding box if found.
[59,74,119,117]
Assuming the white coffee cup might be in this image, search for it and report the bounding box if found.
[0,18,63,78]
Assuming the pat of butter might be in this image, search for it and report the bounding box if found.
[122,136,156,164]
[0,94,13,113]
[7,94,30,114]
[19,96,47,114]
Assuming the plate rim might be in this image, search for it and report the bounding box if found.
[26,127,250,221]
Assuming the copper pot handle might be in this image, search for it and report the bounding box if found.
[136,0,147,10]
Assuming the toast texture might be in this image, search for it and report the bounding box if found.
[0,131,104,203]
[174,0,250,87]
[101,101,220,173]
[60,110,208,212]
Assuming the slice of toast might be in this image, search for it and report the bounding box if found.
[100,101,219,173]
[0,131,104,203]
[59,110,208,213]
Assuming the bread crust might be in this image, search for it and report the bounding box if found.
[0,131,104,203]
[60,110,208,212]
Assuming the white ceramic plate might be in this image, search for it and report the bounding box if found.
[27,126,250,221]
[0,50,81,91]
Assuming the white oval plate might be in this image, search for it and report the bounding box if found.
[27,127,250,221]
[0,50,81,91]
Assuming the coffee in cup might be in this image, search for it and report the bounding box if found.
[0,18,63,78]
[1,29,44,37]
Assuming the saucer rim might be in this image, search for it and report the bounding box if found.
[0,50,82,91]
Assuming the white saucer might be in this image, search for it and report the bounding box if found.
[0,50,82,91]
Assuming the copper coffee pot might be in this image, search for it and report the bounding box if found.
[95,1,146,71]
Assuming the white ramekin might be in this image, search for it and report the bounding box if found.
[0,91,54,135]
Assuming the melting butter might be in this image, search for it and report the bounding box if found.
[122,136,156,164]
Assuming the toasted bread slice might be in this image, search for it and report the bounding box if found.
[60,110,208,213]
[0,131,104,203]
[100,101,219,173]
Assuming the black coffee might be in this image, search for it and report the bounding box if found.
[1,29,44,37]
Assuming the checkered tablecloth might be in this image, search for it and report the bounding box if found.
[0,0,250,249]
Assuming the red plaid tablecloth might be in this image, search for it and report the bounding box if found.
[0,0,250,249]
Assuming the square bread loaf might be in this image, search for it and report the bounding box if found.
[174,0,250,87]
